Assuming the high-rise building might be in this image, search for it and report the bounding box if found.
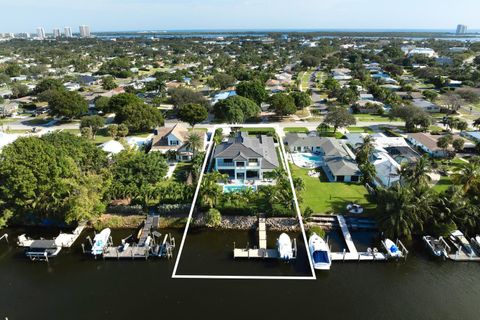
[52,28,61,38]
[64,27,72,38]
[456,24,468,35]
[36,27,46,39]
[79,25,91,38]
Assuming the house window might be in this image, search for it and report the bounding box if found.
[236,162,245,167]
[224,159,233,163]
[351,176,359,182]
[337,176,345,182]
[169,140,179,146]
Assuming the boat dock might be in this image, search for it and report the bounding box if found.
[447,234,480,262]
[331,215,387,261]
[99,215,175,260]
[17,223,86,249]
[233,214,296,260]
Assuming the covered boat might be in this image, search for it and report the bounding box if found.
[422,235,448,258]
[25,240,62,261]
[308,233,331,270]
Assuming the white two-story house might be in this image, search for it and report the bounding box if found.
[150,123,206,161]
[213,131,279,180]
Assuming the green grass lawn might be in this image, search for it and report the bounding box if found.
[171,162,192,182]
[22,117,54,125]
[346,126,374,133]
[0,117,17,125]
[291,166,376,215]
[317,130,344,139]
[240,127,276,134]
[354,114,399,122]
[432,175,452,193]
[284,127,310,133]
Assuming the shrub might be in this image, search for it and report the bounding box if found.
[307,225,326,238]
[205,208,222,227]
[303,207,314,218]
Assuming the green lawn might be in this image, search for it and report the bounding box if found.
[284,127,310,133]
[0,117,17,125]
[432,175,452,193]
[346,126,374,133]
[240,127,276,134]
[431,157,466,193]
[171,162,192,182]
[354,114,399,122]
[291,166,376,215]
[317,130,344,139]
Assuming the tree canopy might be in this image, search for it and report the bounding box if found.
[114,101,164,133]
[236,80,268,104]
[213,95,260,123]
[177,103,208,127]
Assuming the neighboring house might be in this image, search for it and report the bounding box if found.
[212,90,236,105]
[352,100,384,114]
[150,123,206,161]
[412,99,441,113]
[285,133,361,182]
[462,131,480,143]
[213,131,279,180]
[407,133,452,157]
[284,132,323,153]
[64,82,81,91]
[0,101,19,116]
[318,138,361,183]
[78,75,99,86]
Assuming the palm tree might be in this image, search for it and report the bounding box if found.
[401,155,432,187]
[200,171,227,208]
[360,162,377,185]
[376,185,433,239]
[452,160,480,193]
[355,135,374,165]
[186,132,202,158]
[473,117,480,129]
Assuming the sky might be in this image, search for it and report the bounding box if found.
[1,0,479,33]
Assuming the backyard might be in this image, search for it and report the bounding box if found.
[291,165,376,215]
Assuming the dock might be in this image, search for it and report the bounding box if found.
[330,215,387,261]
[99,215,175,260]
[17,223,86,249]
[233,214,296,260]
[447,235,480,262]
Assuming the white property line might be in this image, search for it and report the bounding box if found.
[171,125,316,280]
[276,129,316,279]
[171,126,217,277]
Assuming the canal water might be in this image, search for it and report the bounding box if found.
[1,227,480,320]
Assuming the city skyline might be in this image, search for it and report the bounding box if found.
[0,0,479,33]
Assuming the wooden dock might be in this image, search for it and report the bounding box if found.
[331,215,387,262]
[100,215,175,260]
[233,214,296,260]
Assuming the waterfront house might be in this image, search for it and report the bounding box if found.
[213,131,279,180]
[284,132,323,153]
[318,138,361,183]
[150,123,206,161]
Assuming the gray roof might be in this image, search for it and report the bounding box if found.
[284,133,323,148]
[320,138,361,176]
[412,99,439,110]
[214,132,279,169]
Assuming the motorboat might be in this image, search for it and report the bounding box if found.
[308,233,331,270]
[422,235,449,258]
[277,233,294,261]
[346,203,363,215]
[471,235,480,251]
[384,238,402,258]
[24,240,62,261]
[91,228,111,256]
[450,230,474,256]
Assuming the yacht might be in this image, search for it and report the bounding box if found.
[308,233,331,270]
[277,233,294,260]
[91,228,111,256]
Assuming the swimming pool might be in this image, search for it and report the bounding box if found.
[223,185,257,193]
[291,152,323,168]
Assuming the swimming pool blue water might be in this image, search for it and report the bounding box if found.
[223,185,257,193]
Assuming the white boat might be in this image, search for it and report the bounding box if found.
[451,230,474,256]
[422,235,448,258]
[384,238,402,258]
[277,233,294,261]
[91,228,111,256]
[308,233,331,270]
[472,235,480,250]
[24,240,62,261]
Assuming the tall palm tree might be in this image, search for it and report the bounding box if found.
[356,135,374,165]
[186,132,202,158]
[360,162,377,185]
[200,171,227,208]
[376,185,432,239]
[401,155,432,187]
[452,160,480,193]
